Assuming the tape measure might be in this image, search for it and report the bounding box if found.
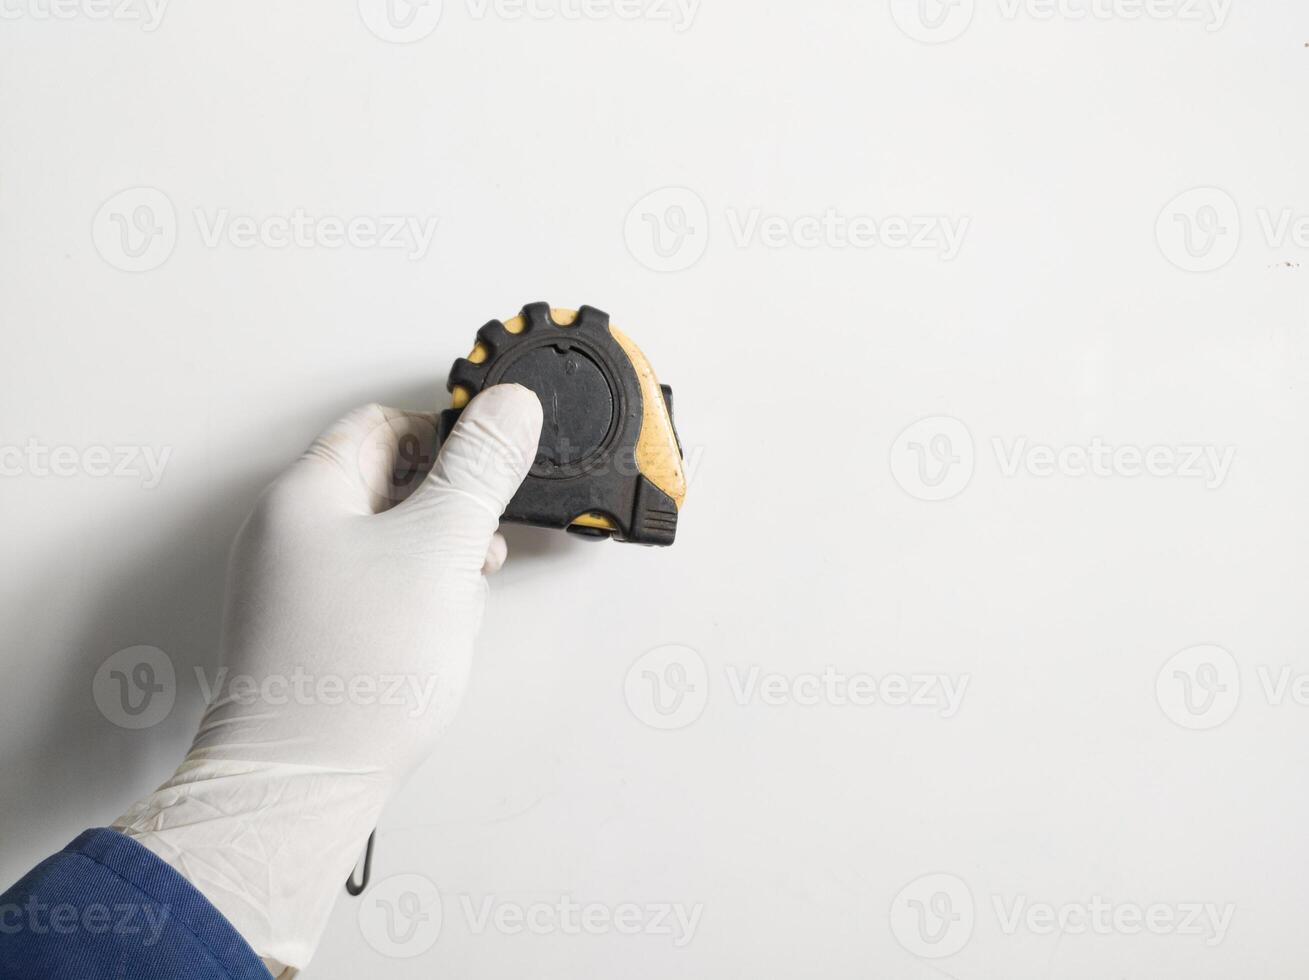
[439,302,686,545]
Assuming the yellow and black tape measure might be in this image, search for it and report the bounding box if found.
[439,302,686,546]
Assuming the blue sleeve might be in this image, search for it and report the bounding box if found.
[0,828,272,980]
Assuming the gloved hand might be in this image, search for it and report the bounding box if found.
[113,385,544,977]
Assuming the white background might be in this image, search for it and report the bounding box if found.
[3,0,1309,976]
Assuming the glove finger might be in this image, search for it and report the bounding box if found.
[296,404,440,514]
[482,531,509,575]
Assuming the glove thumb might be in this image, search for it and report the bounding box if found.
[401,384,543,561]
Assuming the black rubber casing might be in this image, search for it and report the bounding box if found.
[438,302,681,546]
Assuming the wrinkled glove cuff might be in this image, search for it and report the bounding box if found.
[114,758,389,975]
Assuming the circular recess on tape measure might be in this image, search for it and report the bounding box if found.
[493,341,617,478]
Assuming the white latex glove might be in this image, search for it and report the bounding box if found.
[112,385,543,977]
